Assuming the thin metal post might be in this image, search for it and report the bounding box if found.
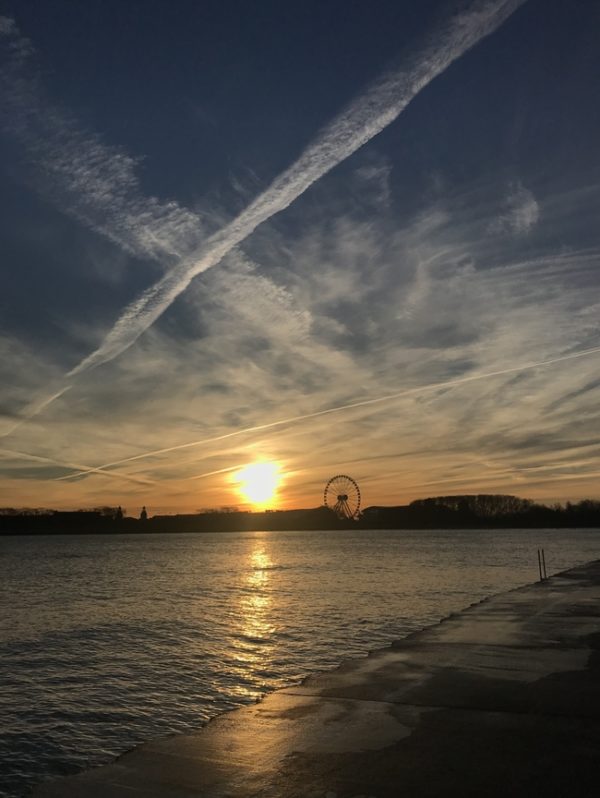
[541,549,547,580]
[537,549,543,581]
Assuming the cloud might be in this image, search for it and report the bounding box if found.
[0,446,154,486]
[5,1,600,509]
[55,0,527,376]
[0,335,66,435]
[489,181,540,235]
[35,169,598,497]
[354,157,393,208]
[54,343,600,483]
[0,0,528,445]
[0,18,207,263]
[0,16,16,35]
[4,170,599,507]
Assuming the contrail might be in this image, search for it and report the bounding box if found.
[0,447,155,486]
[2,0,527,435]
[67,0,526,376]
[186,464,245,482]
[56,345,600,482]
[0,386,72,439]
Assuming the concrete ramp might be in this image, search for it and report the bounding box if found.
[34,561,600,797]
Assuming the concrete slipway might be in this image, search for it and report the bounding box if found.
[34,560,600,797]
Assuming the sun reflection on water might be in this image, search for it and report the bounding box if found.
[232,537,277,699]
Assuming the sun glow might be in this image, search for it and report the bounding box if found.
[233,461,282,507]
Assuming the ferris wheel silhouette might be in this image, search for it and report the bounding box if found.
[323,475,361,519]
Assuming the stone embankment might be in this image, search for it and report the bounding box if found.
[34,560,600,797]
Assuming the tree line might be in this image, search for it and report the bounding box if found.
[1,494,599,534]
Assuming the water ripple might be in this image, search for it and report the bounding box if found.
[1,527,598,797]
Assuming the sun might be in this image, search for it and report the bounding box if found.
[233,461,282,507]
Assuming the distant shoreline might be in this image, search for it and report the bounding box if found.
[2,494,599,535]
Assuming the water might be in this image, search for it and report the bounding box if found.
[0,528,598,797]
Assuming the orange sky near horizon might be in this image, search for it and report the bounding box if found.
[3,415,600,516]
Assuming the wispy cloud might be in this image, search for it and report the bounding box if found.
[67,0,527,377]
[4,170,598,507]
[8,1,600,510]
[55,344,600,483]
[1,2,529,439]
[489,181,540,235]
[0,16,207,262]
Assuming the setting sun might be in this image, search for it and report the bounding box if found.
[233,462,282,507]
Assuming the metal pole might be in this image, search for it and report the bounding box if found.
[537,549,543,582]
[541,548,547,580]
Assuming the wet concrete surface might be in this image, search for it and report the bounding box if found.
[33,560,600,797]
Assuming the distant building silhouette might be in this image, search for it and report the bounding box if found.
[140,506,147,521]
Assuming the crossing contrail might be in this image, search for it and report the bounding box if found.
[1,0,527,437]
[0,447,155,486]
[55,345,600,482]
[66,0,526,377]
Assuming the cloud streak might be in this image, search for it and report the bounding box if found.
[67,0,526,376]
[0,386,72,439]
[56,344,600,482]
[0,0,528,441]
[0,17,206,262]
[0,447,155,486]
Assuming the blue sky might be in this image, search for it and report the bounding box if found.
[1,0,599,512]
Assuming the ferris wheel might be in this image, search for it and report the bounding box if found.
[324,474,361,519]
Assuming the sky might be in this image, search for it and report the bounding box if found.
[1,0,599,514]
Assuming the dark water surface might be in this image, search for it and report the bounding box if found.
[1,528,598,797]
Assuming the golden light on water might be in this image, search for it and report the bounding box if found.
[232,461,282,507]
[243,543,275,642]
[230,537,277,700]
